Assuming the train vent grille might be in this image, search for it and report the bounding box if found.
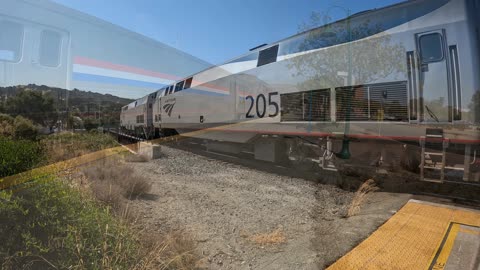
[280,89,331,122]
[335,81,408,122]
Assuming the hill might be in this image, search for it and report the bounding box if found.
[0,84,133,128]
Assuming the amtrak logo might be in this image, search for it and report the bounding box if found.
[163,102,176,117]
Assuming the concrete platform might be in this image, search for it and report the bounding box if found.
[328,199,480,270]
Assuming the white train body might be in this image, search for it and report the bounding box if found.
[146,0,479,145]
[119,0,480,183]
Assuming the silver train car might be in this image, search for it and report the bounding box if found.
[132,0,480,183]
[120,92,157,136]
[0,0,210,98]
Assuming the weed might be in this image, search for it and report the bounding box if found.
[346,179,379,217]
[134,230,199,270]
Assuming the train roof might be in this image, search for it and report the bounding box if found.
[161,0,449,88]
[19,0,212,69]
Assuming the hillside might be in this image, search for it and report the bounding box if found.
[0,84,133,128]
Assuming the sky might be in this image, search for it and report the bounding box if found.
[53,0,404,65]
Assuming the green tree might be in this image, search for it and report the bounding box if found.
[5,90,58,129]
[289,11,405,90]
[83,117,100,131]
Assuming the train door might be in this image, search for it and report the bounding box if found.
[0,18,25,87]
[414,30,452,123]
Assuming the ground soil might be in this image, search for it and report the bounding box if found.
[127,146,412,270]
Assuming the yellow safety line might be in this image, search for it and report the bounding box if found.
[432,223,460,270]
[327,201,480,270]
[426,222,452,270]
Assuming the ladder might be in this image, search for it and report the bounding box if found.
[420,128,448,183]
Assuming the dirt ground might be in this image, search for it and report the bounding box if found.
[127,146,412,270]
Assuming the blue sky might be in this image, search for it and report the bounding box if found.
[53,0,403,65]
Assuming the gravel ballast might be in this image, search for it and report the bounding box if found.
[128,146,411,270]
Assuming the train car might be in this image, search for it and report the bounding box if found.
[120,92,157,137]
[0,0,211,99]
[150,0,480,183]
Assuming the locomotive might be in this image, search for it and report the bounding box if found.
[120,0,480,183]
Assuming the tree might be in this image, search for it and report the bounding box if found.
[288,11,405,90]
[83,117,100,131]
[4,90,58,128]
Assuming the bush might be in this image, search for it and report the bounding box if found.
[13,116,38,140]
[0,179,140,269]
[0,136,43,177]
[0,113,14,137]
[84,117,100,131]
[0,114,38,140]
[82,159,152,204]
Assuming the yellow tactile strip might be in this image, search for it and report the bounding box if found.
[327,200,480,270]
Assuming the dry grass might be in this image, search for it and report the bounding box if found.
[41,132,117,164]
[346,179,379,217]
[134,231,199,270]
[247,228,287,246]
[82,159,152,212]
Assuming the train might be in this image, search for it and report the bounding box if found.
[0,0,211,99]
[120,0,480,183]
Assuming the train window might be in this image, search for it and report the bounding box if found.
[175,81,185,92]
[184,77,193,89]
[0,20,23,62]
[168,85,174,95]
[39,30,62,67]
[257,44,279,67]
[419,33,444,63]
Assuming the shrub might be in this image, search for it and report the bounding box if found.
[0,114,15,137]
[82,159,151,203]
[0,136,43,177]
[0,179,140,269]
[13,115,38,140]
[84,117,100,131]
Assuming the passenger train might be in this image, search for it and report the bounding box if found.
[0,0,210,99]
[121,0,480,183]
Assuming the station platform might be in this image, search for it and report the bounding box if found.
[328,199,480,270]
